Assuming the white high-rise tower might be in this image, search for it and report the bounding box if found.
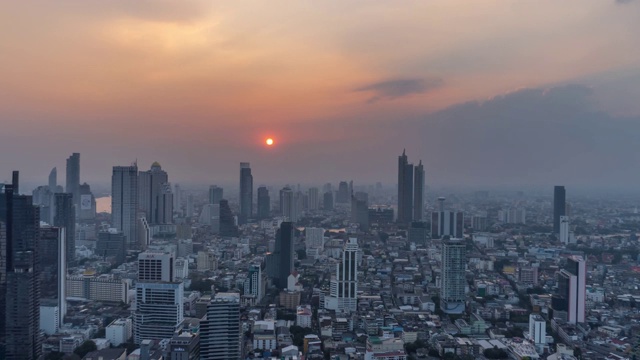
[324,238,359,314]
[440,238,466,314]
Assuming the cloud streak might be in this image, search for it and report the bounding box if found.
[355,78,443,103]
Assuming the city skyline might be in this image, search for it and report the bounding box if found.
[1,1,640,189]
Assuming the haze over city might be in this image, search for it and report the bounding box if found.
[2,1,640,190]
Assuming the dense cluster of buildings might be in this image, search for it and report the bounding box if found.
[1,150,640,360]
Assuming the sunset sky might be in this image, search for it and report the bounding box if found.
[1,1,640,190]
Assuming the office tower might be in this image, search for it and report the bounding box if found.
[323,192,334,211]
[280,186,299,222]
[174,183,182,215]
[156,183,173,224]
[239,162,253,224]
[49,167,57,191]
[440,238,466,314]
[208,185,223,205]
[134,251,184,343]
[39,226,67,328]
[186,194,194,218]
[336,181,349,203]
[556,256,586,324]
[322,182,332,194]
[397,149,414,224]
[257,186,270,220]
[219,199,239,237]
[368,207,394,225]
[169,331,200,360]
[308,187,320,210]
[138,216,150,250]
[529,314,546,352]
[78,182,96,221]
[471,215,488,231]
[96,229,127,265]
[244,263,265,303]
[138,251,175,282]
[138,162,171,225]
[413,160,425,221]
[350,192,369,231]
[324,238,359,314]
[431,198,464,239]
[200,293,241,360]
[559,216,570,244]
[305,227,325,251]
[54,192,76,262]
[112,165,139,250]
[553,185,566,233]
[267,222,294,289]
[409,221,429,246]
[498,207,526,224]
[66,274,130,303]
[66,153,80,206]
[0,175,43,359]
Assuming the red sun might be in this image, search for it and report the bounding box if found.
[265,138,274,146]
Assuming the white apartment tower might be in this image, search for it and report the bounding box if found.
[440,238,467,314]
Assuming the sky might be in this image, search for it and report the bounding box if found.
[1,0,640,191]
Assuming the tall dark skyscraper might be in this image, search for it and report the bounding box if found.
[112,165,139,249]
[413,160,425,221]
[553,185,566,233]
[209,185,223,205]
[219,199,239,238]
[138,162,171,225]
[336,181,349,203]
[0,174,42,359]
[54,192,76,263]
[257,186,270,220]
[397,150,414,224]
[239,162,253,224]
[323,192,334,211]
[267,222,294,289]
[397,150,425,224]
[65,152,80,207]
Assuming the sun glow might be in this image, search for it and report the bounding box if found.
[266,138,274,146]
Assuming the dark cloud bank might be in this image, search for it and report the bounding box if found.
[407,84,640,189]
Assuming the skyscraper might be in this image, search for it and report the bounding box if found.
[308,187,320,210]
[323,192,334,211]
[0,174,43,359]
[200,293,241,360]
[431,198,464,239]
[239,162,253,224]
[336,181,349,203]
[174,183,182,215]
[556,255,586,324]
[156,183,173,225]
[112,165,138,250]
[138,162,171,225]
[440,238,466,314]
[219,199,239,237]
[324,238,359,314]
[208,185,223,205]
[257,186,270,220]
[49,167,57,192]
[134,251,184,344]
[553,185,566,233]
[65,152,80,207]
[413,160,425,221]
[397,150,414,224]
[54,192,76,263]
[350,192,369,231]
[78,182,96,221]
[96,229,127,265]
[38,226,67,325]
[280,187,299,222]
[244,263,265,304]
[267,222,294,289]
